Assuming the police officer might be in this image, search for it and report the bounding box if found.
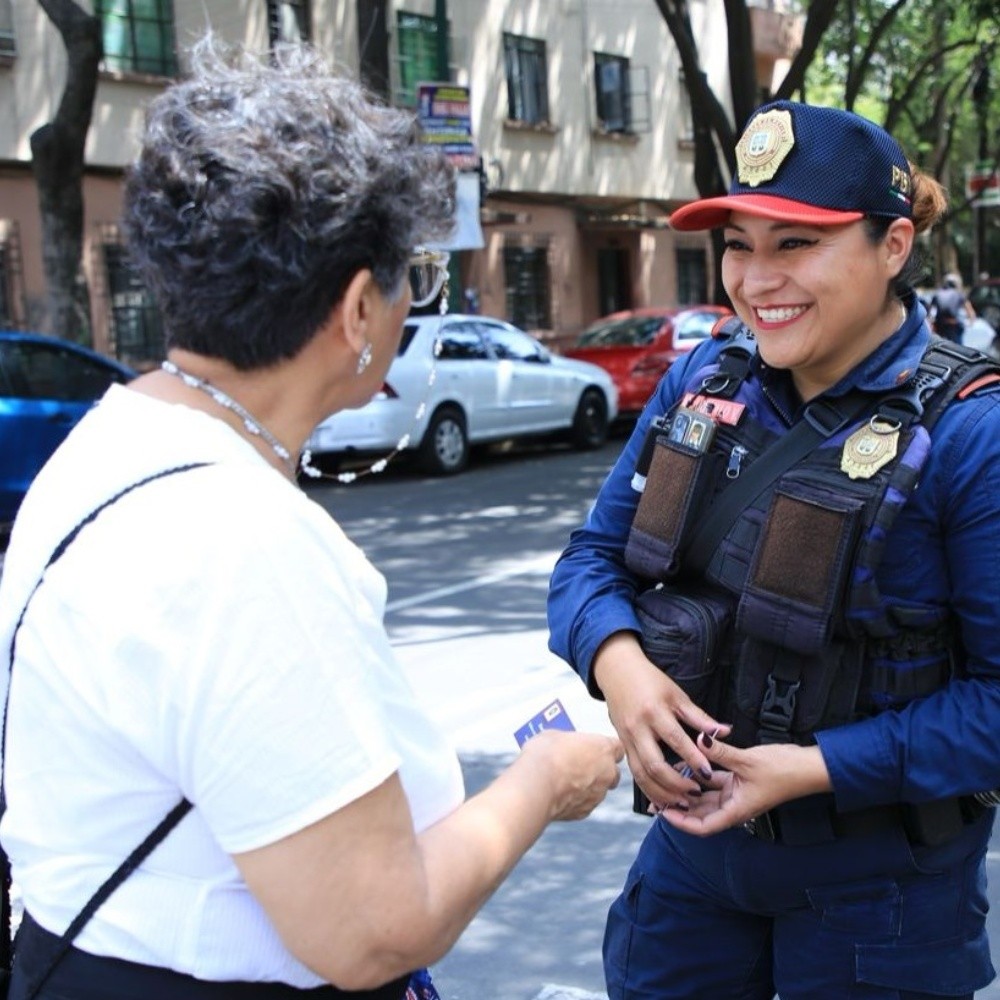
[548,100,1000,999]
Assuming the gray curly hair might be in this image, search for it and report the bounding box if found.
[123,38,456,370]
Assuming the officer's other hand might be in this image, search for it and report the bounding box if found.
[518,729,625,821]
[591,632,731,811]
[659,731,833,837]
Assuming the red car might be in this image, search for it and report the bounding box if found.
[564,306,731,415]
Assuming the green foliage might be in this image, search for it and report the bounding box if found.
[805,0,1000,276]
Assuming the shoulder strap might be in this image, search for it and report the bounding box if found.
[683,392,873,578]
[1,462,209,994]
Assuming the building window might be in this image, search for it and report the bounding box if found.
[396,11,442,107]
[102,238,164,367]
[504,243,551,331]
[597,246,631,316]
[594,52,631,133]
[0,0,16,59]
[96,0,177,77]
[676,246,708,304]
[503,33,549,125]
[267,0,310,45]
[0,222,23,327]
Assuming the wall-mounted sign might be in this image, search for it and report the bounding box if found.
[417,82,478,172]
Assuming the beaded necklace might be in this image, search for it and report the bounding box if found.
[162,283,449,485]
[160,360,297,477]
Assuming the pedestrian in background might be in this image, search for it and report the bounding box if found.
[549,100,1000,999]
[0,38,622,1000]
[930,272,976,342]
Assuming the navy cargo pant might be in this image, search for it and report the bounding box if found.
[604,810,995,999]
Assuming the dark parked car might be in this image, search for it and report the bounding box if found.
[0,330,135,534]
[563,305,731,416]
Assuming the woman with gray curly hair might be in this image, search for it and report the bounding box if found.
[0,40,622,1000]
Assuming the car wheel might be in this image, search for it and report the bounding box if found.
[571,388,609,449]
[419,406,469,475]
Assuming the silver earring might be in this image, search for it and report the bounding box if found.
[356,342,373,375]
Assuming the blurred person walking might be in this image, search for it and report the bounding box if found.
[930,272,976,342]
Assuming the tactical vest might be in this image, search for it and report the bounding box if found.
[625,322,1000,755]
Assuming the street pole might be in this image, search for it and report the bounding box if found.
[433,0,461,312]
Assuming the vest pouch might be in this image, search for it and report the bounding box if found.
[736,477,864,655]
[635,584,734,706]
[730,637,866,746]
[625,435,719,581]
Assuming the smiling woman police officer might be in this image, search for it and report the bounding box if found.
[548,100,1000,1000]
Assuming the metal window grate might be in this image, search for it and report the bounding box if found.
[395,11,442,107]
[0,0,14,57]
[676,247,708,305]
[594,51,631,133]
[95,0,178,77]
[503,33,549,125]
[97,227,165,367]
[267,0,311,46]
[503,242,552,331]
[0,220,24,327]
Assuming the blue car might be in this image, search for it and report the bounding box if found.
[0,330,136,535]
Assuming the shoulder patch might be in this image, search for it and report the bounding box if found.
[957,372,1000,400]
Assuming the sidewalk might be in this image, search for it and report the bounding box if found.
[390,623,646,1000]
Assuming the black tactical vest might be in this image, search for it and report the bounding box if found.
[625,323,1000,751]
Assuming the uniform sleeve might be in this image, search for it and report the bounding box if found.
[547,342,718,693]
[817,388,1000,811]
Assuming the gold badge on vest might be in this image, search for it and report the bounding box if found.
[840,418,900,480]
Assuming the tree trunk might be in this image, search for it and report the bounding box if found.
[30,0,101,344]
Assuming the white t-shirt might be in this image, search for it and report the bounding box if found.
[0,386,465,986]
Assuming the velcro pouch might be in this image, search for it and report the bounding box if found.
[736,477,863,655]
[625,436,718,581]
[635,584,733,705]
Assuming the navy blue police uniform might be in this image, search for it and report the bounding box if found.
[548,100,1000,1000]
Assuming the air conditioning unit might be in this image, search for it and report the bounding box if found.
[0,31,16,59]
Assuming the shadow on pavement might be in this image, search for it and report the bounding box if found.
[431,754,648,1000]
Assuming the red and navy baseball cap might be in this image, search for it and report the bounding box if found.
[669,100,914,231]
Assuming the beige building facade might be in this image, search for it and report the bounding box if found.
[0,0,799,362]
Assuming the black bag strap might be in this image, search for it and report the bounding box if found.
[1,463,209,997]
[683,391,873,578]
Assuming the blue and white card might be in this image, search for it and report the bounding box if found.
[514,698,575,747]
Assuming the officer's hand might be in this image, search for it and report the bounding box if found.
[659,732,833,836]
[592,632,730,810]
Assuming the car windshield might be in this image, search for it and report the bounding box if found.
[577,316,664,347]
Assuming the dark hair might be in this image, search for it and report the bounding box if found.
[123,38,456,370]
[863,162,947,299]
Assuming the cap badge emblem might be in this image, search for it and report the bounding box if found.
[736,109,795,188]
[840,418,899,480]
